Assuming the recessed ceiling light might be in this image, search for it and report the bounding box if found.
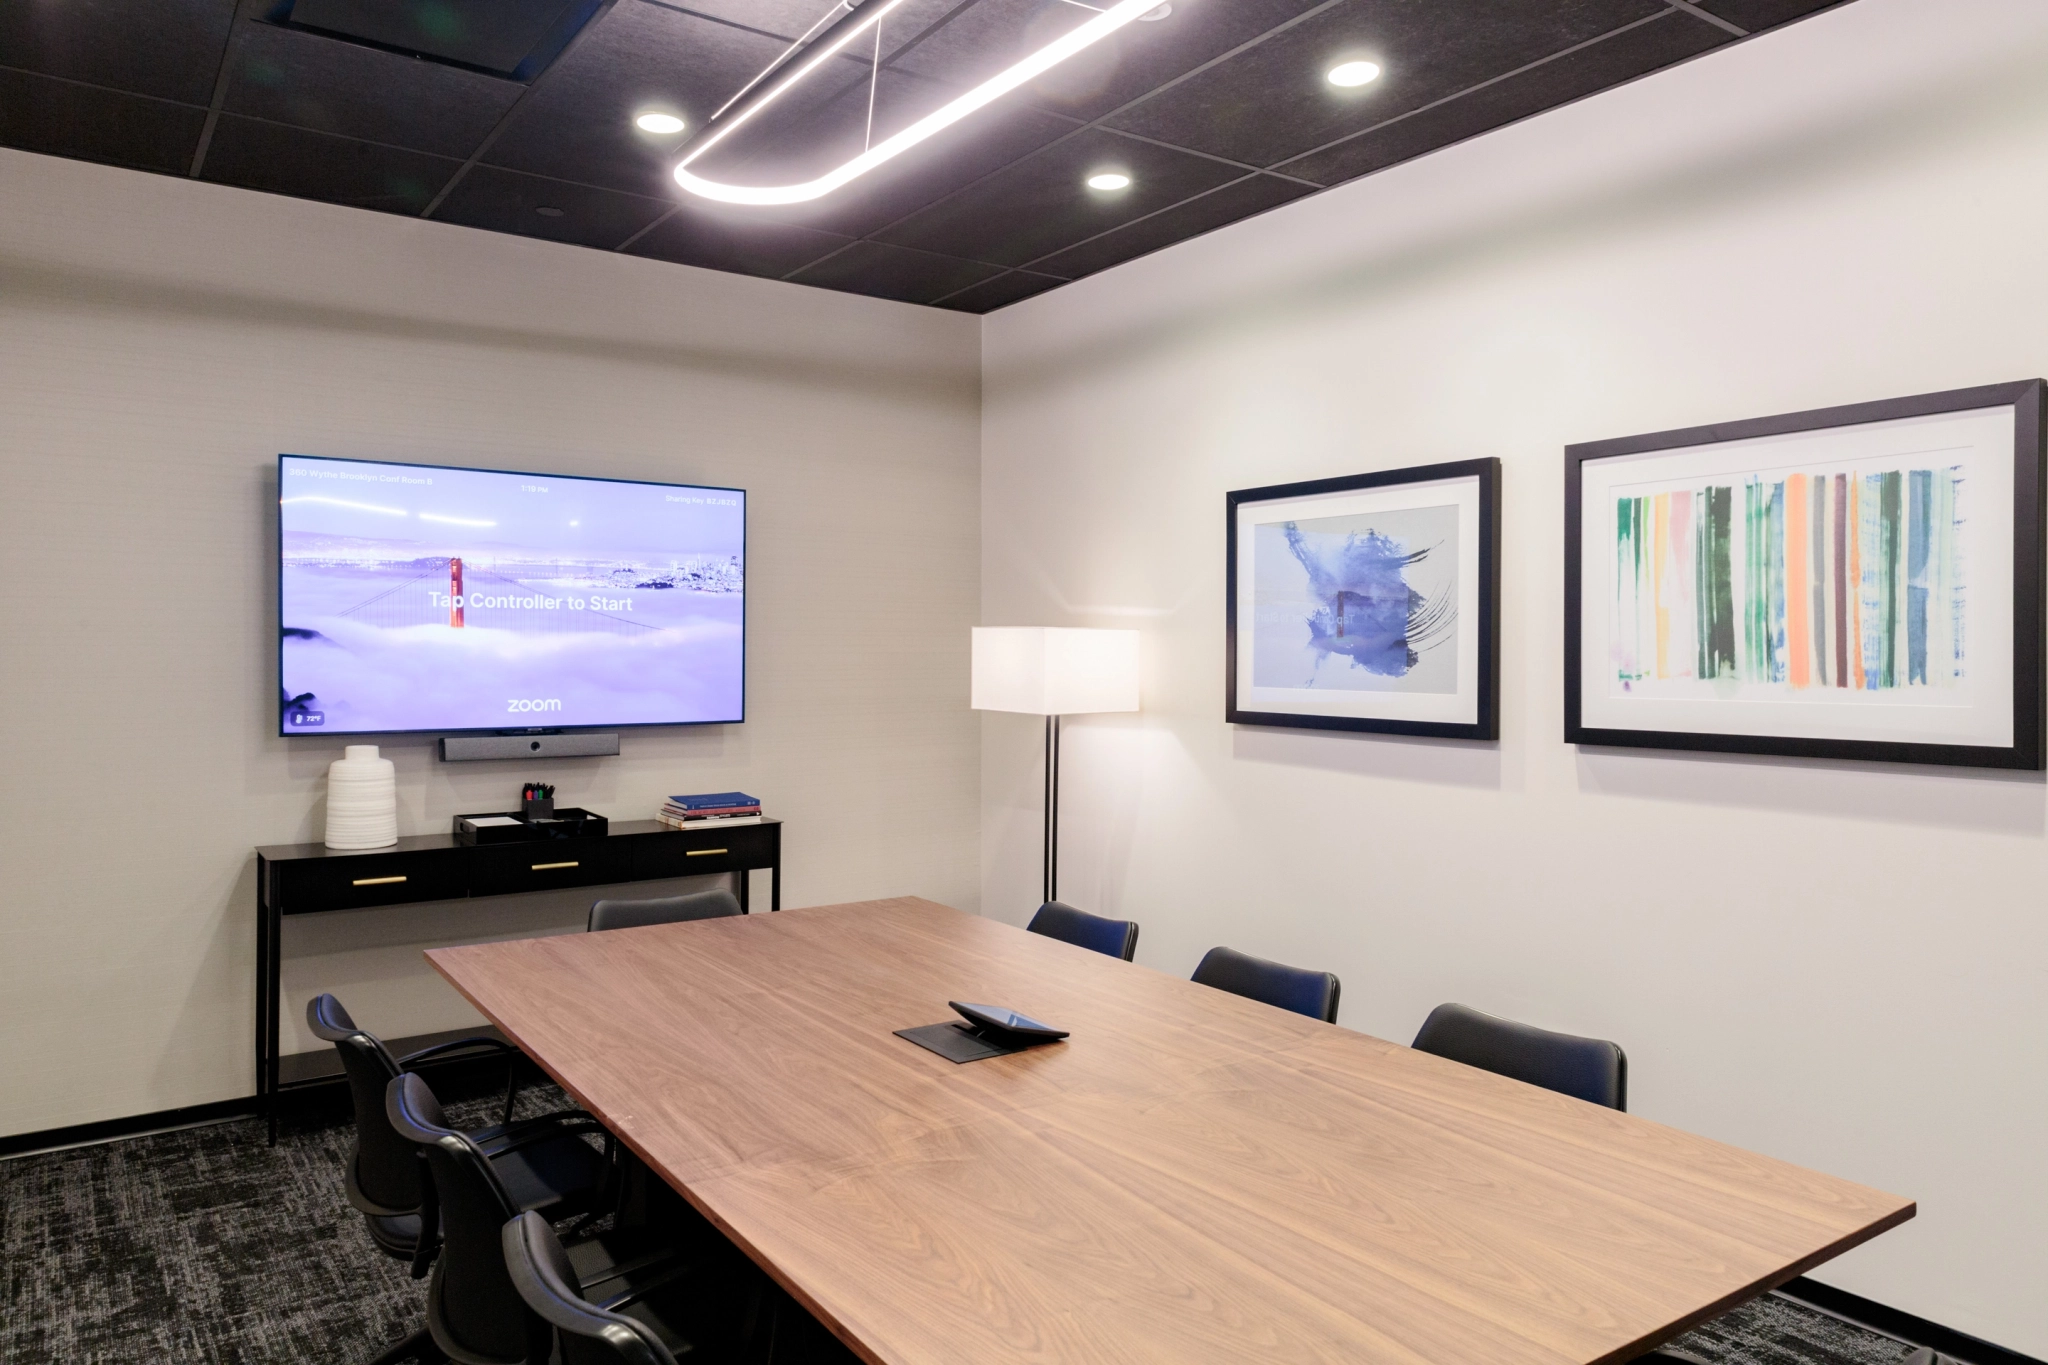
[1086,171,1132,191]
[535,206,565,218]
[1327,60,1381,88]
[635,111,686,135]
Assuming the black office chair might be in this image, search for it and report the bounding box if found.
[1026,901,1140,961]
[506,1210,681,1365]
[509,1209,775,1365]
[588,887,743,932]
[392,1075,740,1365]
[1190,946,1340,1023]
[1410,1002,1627,1110]
[309,995,619,1364]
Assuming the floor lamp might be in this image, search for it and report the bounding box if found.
[971,627,1141,906]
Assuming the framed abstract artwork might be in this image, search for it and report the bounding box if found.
[1226,458,1500,740]
[1566,380,2046,769]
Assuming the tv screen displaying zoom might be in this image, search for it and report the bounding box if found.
[278,455,744,736]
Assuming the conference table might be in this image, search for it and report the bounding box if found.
[427,896,1912,1365]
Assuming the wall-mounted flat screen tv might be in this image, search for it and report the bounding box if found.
[279,455,744,736]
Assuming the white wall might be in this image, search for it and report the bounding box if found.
[0,149,982,1138]
[982,0,2048,1353]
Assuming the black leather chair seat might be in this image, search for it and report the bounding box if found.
[486,1126,609,1220]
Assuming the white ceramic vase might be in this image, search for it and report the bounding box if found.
[325,744,398,850]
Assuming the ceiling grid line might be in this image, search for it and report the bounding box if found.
[924,4,1734,305]
[418,0,624,219]
[184,19,240,178]
[1267,7,1688,177]
[923,170,1275,304]
[0,62,202,109]
[773,0,1360,286]
[1095,126,1324,187]
[1666,1,1751,37]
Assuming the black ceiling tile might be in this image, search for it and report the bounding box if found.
[643,0,816,36]
[892,0,1330,124]
[0,68,207,174]
[622,203,854,279]
[199,114,462,212]
[482,2,788,196]
[280,0,595,78]
[1028,172,1314,278]
[1104,0,1667,168]
[872,125,1241,268]
[432,163,670,246]
[663,0,959,47]
[929,268,1066,313]
[1690,0,1850,32]
[0,0,233,105]
[220,20,523,157]
[785,240,1005,304]
[1278,11,1726,186]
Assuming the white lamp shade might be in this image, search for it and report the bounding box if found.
[972,627,1141,716]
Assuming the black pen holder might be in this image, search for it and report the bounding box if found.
[521,797,555,820]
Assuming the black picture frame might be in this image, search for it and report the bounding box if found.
[1564,380,2046,770]
[1226,458,1501,741]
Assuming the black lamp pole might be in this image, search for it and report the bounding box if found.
[1042,713,1061,906]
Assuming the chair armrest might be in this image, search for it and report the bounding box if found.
[477,1112,609,1158]
[397,1036,519,1067]
[587,1256,696,1315]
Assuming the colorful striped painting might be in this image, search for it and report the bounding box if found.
[1612,468,1965,690]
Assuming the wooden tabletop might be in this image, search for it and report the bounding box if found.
[427,897,1911,1365]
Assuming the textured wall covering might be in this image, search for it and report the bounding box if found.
[0,148,982,1136]
[982,0,2048,1354]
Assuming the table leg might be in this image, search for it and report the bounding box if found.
[256,871,272,1143]
[265,898,283,1144]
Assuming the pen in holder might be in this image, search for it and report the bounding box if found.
[520,781,556,821]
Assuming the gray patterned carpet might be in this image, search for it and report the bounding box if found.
[1,1084,1931,1365]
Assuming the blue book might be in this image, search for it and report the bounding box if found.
[668,791,760,810]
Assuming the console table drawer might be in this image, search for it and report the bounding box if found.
[275,852,470,915]
[631,824,778,880]
[469,839,631,898]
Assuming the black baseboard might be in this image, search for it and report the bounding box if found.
[1777,1277,2045,1365]
[1,1047,545,1161]
[0,1096,260,1160]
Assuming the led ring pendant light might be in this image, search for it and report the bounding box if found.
[672,0,1164,207]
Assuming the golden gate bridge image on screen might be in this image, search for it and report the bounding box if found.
[332,557,658,636]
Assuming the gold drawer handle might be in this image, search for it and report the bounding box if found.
[685,848,727,857]
[353,875,407,887]
[532,861,580,871]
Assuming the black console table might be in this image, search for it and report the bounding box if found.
[255,818,780,1138]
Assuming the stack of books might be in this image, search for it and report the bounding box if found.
[658,791,763,829]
